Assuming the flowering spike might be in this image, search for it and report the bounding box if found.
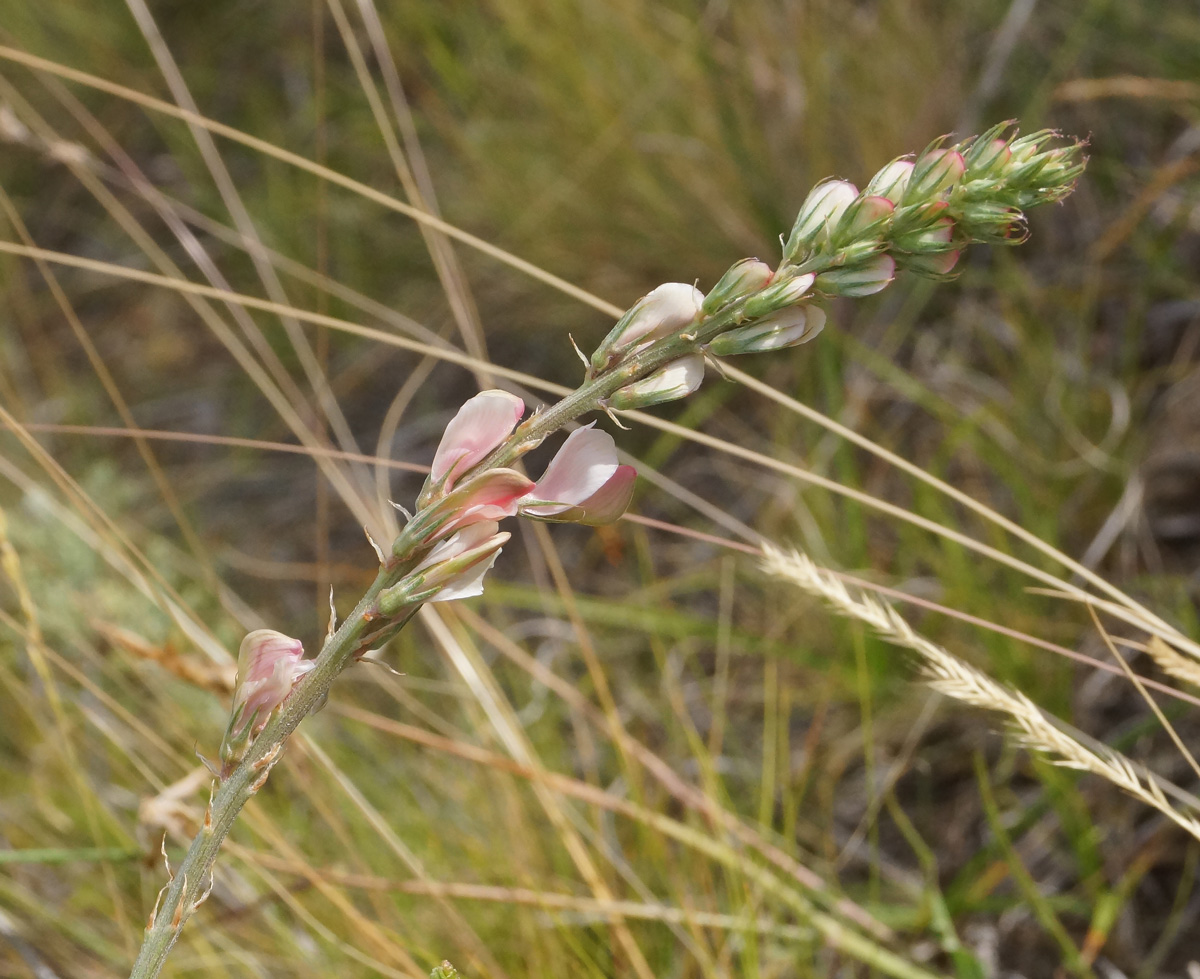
[427,390,525,494]
[590,283,704,371]
[702,259,774,314]
[609,355,705,410]
[708,305,826,356]
[519,425,636,524]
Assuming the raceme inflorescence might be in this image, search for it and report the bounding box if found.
[130,123,1085,979]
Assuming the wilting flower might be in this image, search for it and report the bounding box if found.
[708,305,826,356]
[380,522,510,613]
[230,630,314,735]
[520,424,637,524]
[702,259,774,314]
[814,255,896,297]
[609,354,705,410]
[591,282,705,370]
[429,390,525,491]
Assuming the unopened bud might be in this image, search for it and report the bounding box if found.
[965,138,1011,176]
[909,148,966,198]
[835,195,895,240]
[708,305,826,356]
[786,180,859,257]
[609,355,704,410]
[702,259,774,314]
[897,249,961,276]
[814,255,895,297]
[892,216,955,254]
[865,159,915,203]
[742,271,815,318]
[591,283,704,371]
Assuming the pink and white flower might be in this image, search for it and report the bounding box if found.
[414,521,510,601]
[230,630,314,737]
[520,424,637,525]
[438,468,536,534]
[430,390,526,490]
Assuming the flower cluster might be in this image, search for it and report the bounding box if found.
[218,123,1085,766]
[378,390,637,613]
[581,123,1083,411]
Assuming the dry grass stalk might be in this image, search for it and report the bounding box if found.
[760,544,1200,844]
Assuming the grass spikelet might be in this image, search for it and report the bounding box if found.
[1145,635,1200,689]
[760,544,1200,844]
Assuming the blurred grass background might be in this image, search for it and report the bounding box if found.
[1,1,1199,977]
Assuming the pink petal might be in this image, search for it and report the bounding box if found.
[440,469,535,532]
[574,464,637,525]
[430,390,526,488]
[231,630,312,735]
[521,425,619,516]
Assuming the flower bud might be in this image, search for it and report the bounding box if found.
[609,355,704,410]
[835,195,895,240]
[785,180,859,256]
[741,271,815,318]
[897,249,961,276]
[964,138,1011,176]
[590,283,704,371]
[221,630,314,772]
[519,425,637,525]
[892,216,955,254]
[908,148,966,198]
[708,305,826,356]
[701,259,774,314]
[865,159,915,203]
[814,255,895,297]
